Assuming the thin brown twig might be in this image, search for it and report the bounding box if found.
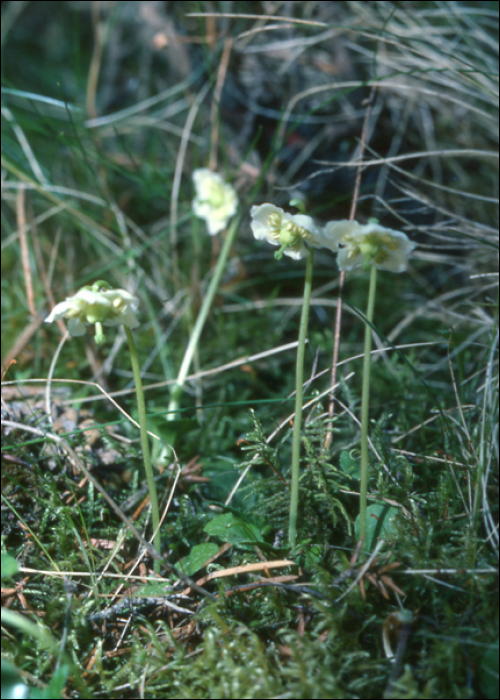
[323,87,377,451]
[16,187,36,317]
[202,12,217,51]
[209,37,233,173]
[86,1,104,121]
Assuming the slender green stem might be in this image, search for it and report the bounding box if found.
[359,264,378,542]
[289,247,314,549]
[167,215,240,419]
[125,326,161,571]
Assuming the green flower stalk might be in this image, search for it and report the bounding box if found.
[166,169,239,429]
[250,203,326,547]
[322,220,417,542]
[289,247,314,548]
[45,281,162,570]
[359,264,377,540]
[123,325,161,569]
[166,214,239,419]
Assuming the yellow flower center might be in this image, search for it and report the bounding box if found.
[204,181,225,207]
[344,232,398,265]
[267,213,312,248]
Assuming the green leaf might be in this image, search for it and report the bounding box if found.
[132,582,173,597]
[204,512,264,549]
[1,553,19,579]
[339,451,360,480]
[178,543,220,576]
[355,502,400,551]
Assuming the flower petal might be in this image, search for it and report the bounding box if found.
[45,286,140,337]
[66,317,87,336]
[331,220,416,272]
[192,169,238,235]
[250,203,323,260]
[45,300,73,323]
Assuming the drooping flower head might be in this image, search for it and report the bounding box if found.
[192,168,238,235]
[250,203,324,260]
[45,281,139,343]
[323,220,416,272]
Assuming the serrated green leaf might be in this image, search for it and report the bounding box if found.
[178,542,220,576]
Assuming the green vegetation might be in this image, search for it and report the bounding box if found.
[1,2,498,698]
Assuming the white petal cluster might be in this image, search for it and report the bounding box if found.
[250,203,415,272]
[45,285,140,337]
[323,220,417,272]
[192,168,238,235]
[250,203,325,260]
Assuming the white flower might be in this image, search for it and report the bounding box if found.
[45,283,140,340]
[323,220,416,272]
[192,168,238,235]
[250,203,324,260]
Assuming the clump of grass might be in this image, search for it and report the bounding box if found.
[1,2,498,699]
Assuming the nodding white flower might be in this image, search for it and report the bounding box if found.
[323,220,416,272]
[250,203,323,260]
[192,168,238,235]
[45,282,140,342]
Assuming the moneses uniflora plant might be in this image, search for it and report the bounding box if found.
[251,205,416,547]
[45,281,162,570]
[323,219,417,273]
[45,283,140,343]
[192,168,238,235]
[250,203,327,259]
[250,202,324,548]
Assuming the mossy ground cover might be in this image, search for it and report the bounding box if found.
[1,3,498,698]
